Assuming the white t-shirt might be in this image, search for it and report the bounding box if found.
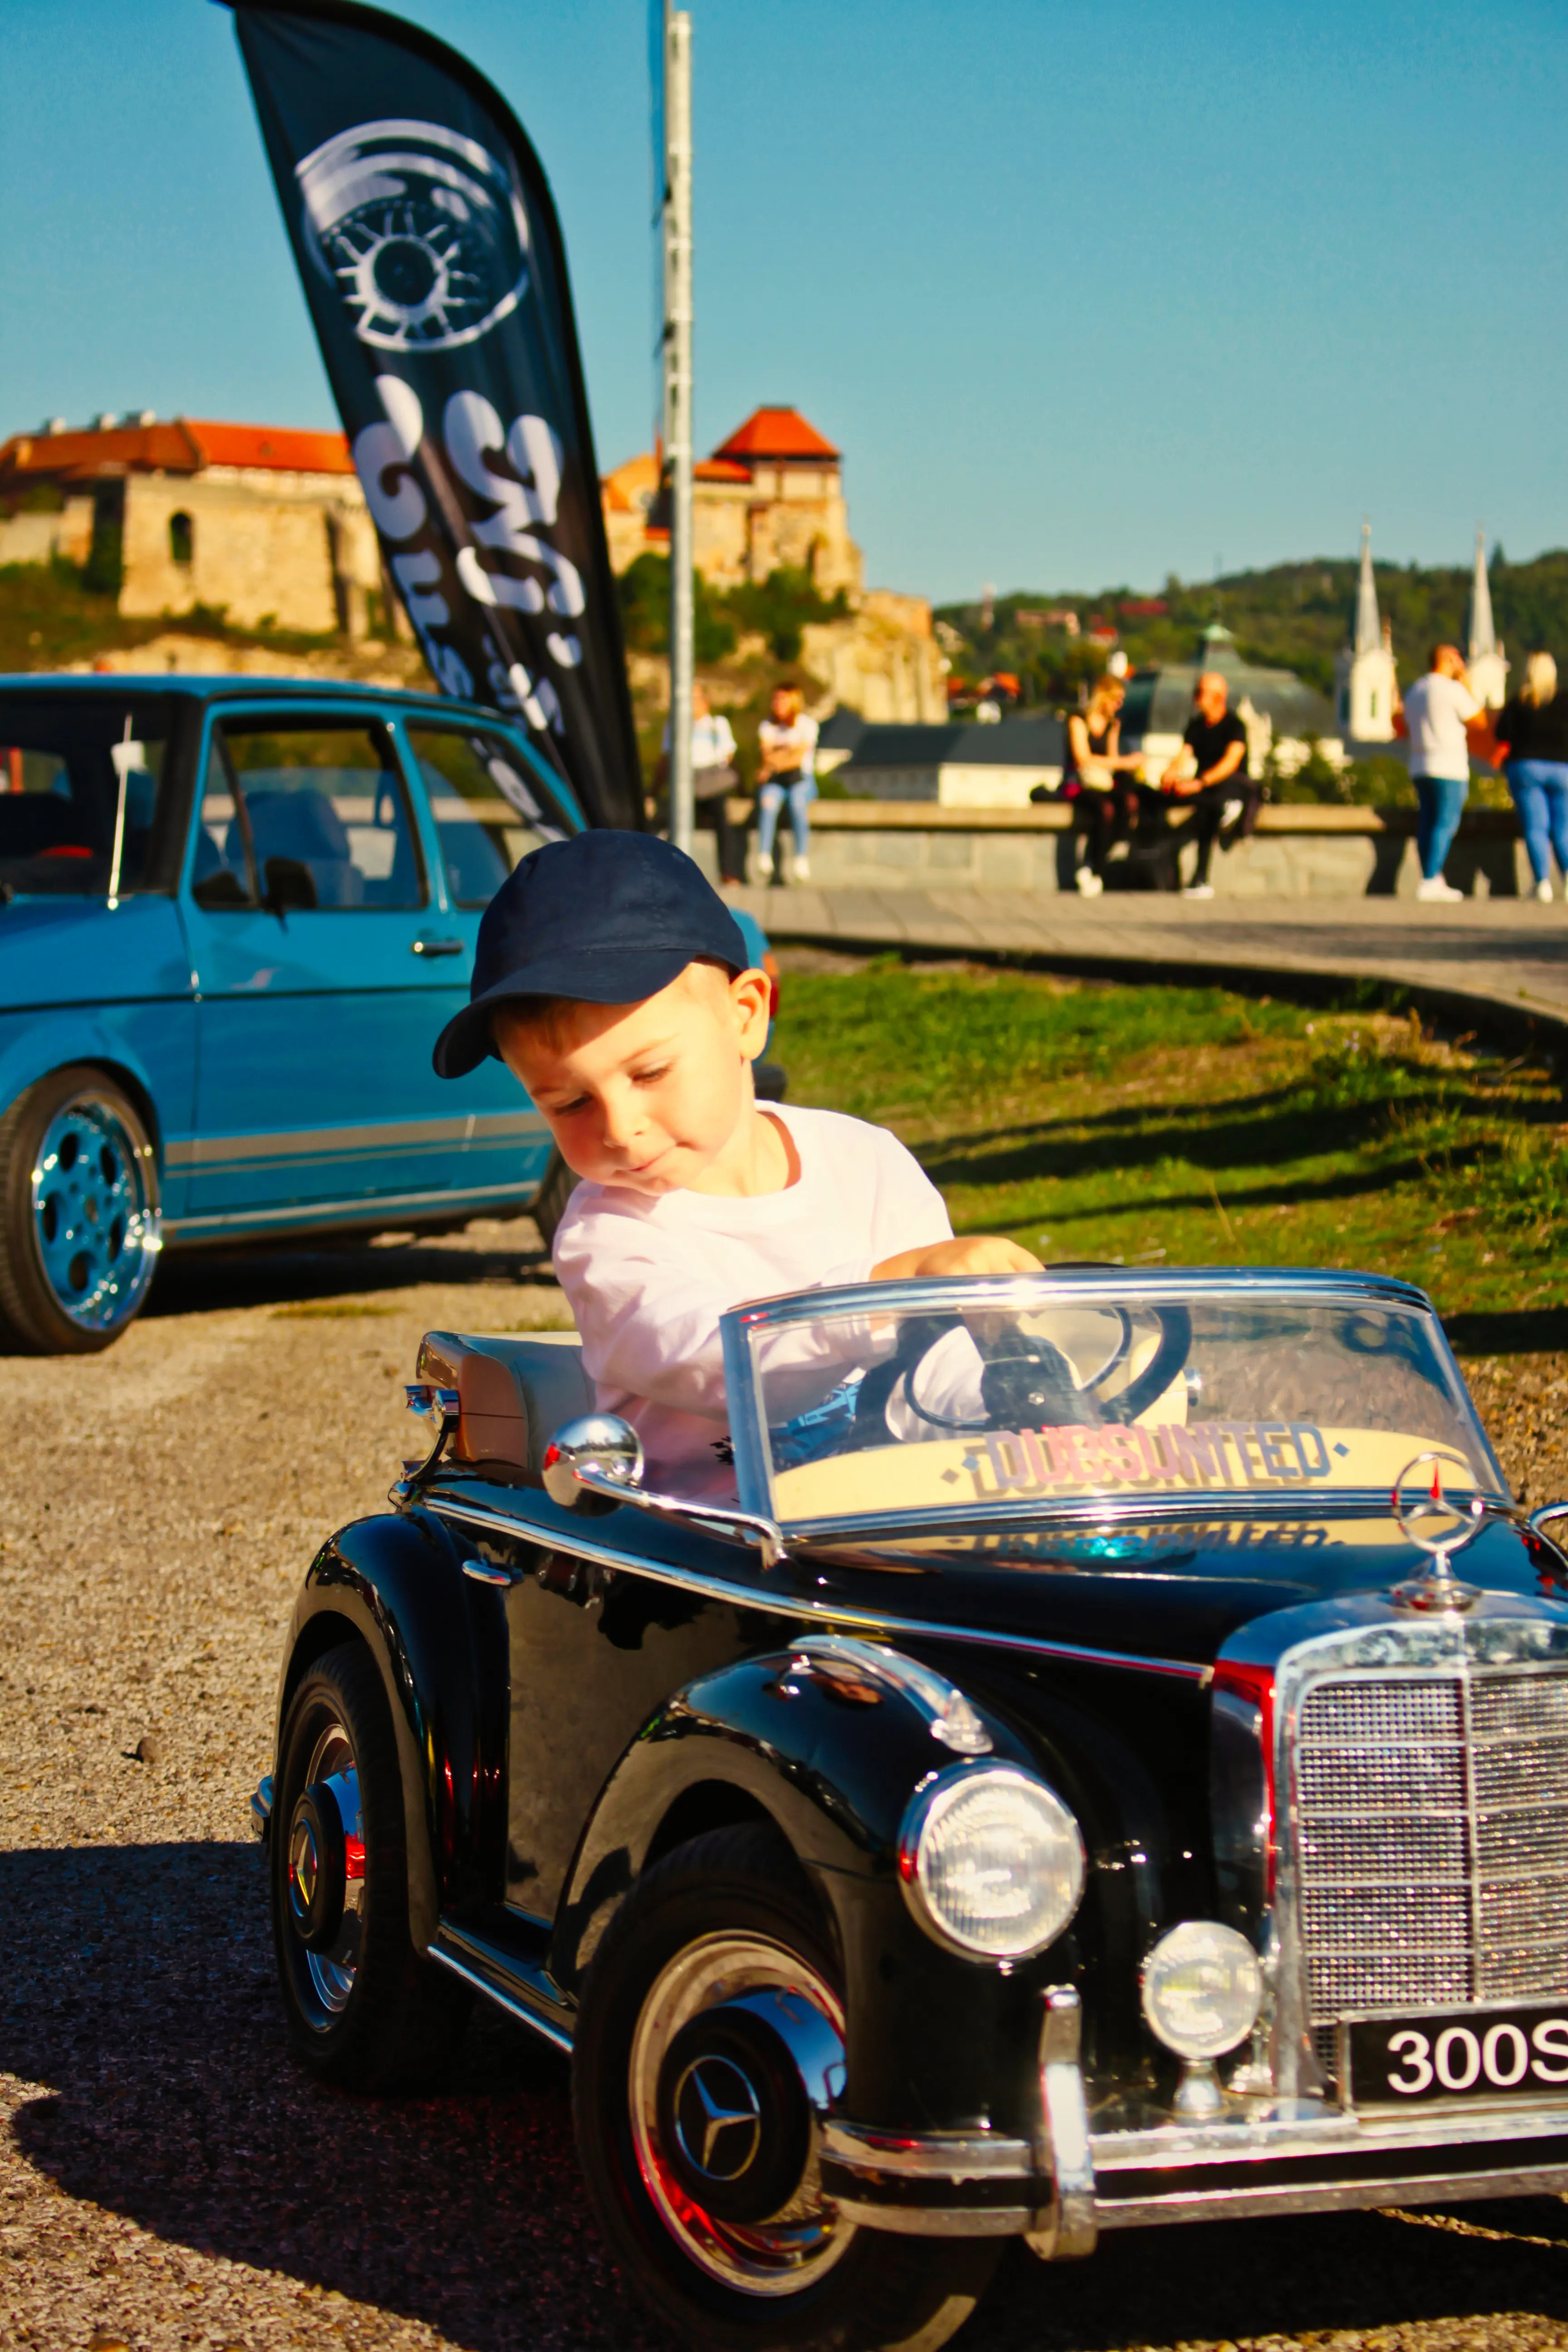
[1402,672,1483,782]
[759,712,819,780]
[551,1102,951,1491]
[661,710,737,772]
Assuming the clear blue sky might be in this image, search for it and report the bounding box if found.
[4,0,1566,604]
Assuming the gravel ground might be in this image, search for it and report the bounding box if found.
[5,1222,1568,2352]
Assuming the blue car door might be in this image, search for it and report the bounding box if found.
[395,717,574,1201]
[180,706,474,1230]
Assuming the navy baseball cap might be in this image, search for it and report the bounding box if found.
[432,830,753,1078]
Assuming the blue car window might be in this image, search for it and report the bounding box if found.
[191,735,259,907]
[405,725,568,909]
[217,720,426,911]
[0,694,172,897]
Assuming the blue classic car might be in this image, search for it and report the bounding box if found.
[0,675,775,1352]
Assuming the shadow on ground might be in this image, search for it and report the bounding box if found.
[4,1840,1568,2350]
[1446,1307,1568,1357]
[144,1218,556,1321]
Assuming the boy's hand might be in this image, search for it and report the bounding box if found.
[872,1236,1044,1280]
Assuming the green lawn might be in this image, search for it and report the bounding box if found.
[771,956,1568,1332]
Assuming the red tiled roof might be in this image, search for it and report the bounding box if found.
[0,421,202,483]
[0,416,353,485]
[711,407,840,463]
[181,421,353,473]
[694,456,751,483]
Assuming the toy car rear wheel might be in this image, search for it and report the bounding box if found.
[573,1824,1000,2352]
[0,1065,161,1353]
[271,1640,470,2091]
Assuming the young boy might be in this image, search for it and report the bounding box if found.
[433,831,1039,1489]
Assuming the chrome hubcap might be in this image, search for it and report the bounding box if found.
[629,1932,851,2297]
[30,1094,160,1331]
[288,1720,364,2019]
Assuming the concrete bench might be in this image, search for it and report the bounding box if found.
[694,799,1530,900]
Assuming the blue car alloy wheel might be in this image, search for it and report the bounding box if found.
[0,1065,162,1354]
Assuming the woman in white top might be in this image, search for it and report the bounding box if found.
[657,682,744,886]
[755,683,818,884]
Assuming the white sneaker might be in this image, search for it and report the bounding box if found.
[1074,866,1104,896]
[1537,878,1554,903]
[1183,882,1215,899]
[791,856,810,883]
[1416,875,1463,901]
[755,851,774,882]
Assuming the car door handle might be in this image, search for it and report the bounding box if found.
[412,936,465,958]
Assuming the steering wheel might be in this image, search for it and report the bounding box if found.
[852,1305,1192,1442]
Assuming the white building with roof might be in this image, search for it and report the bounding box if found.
[1466,528,1509,710]
[1335,524,1398,745]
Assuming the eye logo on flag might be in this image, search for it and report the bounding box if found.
[230,0,642,830]
[298,118,530,352]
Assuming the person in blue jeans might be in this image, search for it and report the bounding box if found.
[1494,652,1568,904]
[1394,644,1486,901]
[755,684,818,884]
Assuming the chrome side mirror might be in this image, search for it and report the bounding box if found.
[542,1412,645,1511]
[542,1411,786,1568]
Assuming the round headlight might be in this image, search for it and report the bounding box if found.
[898,1766,1085,1959]
[1142,1921,1263,2059]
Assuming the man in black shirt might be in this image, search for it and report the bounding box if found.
[1159,671,1260,896]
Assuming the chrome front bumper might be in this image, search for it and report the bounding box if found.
[821,2003,1568,2246]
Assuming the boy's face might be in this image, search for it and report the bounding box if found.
[494,961,772,1197]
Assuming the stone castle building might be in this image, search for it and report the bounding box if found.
[601,405,863,595]
[0,415,384,636]
[601,406,944,720]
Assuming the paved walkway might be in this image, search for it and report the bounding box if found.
[735,886,1568,1044]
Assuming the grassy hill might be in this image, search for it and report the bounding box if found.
[936,549,1568,708]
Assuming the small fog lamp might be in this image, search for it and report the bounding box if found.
[1142,1921,1263,2059]
[898,1765,1085,1959]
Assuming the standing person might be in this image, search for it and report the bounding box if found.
[755,683,818,884]
[657,683,745,891]
[1159,670,1259,898]
[1393,644,1486,902]
[1045,673,1145,896]
[1494,652,1568,904]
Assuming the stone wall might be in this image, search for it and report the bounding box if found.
[0,500,93,567]
[117,468,376,634]
[687,801,1534,898]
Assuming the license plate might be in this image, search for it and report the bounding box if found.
[1348,2004,1568,2104]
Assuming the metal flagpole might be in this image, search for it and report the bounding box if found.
[663,3,695,853]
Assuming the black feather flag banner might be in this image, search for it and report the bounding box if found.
[230,0,642,828]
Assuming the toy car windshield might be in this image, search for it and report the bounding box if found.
[720,1268,1506,1532]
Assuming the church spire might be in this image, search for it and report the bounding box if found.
[1467,526,1497,662]
[1353,520,1381,655]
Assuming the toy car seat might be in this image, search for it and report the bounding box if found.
[416,1329,594,1480]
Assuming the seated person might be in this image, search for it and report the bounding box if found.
[1039,674,1146,897]
[432,832,1039,1492]
[1159,670,1261,899]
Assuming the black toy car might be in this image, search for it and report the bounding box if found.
[254,1267,1568,2352]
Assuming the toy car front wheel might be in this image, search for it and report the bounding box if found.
[0,1065,162,1353]
[271,1641,470,2091]
[573,1824,999,2352]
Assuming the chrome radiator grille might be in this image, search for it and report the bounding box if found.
[1293,1667,1568,2021]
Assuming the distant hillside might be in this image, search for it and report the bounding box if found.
[936,549,1568,707]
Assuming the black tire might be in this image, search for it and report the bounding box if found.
[0,1064,162,1353]
[271,1641,470,2092]
[530,1146,578,1253]
[573,1824,999,2352]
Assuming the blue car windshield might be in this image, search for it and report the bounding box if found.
[0,695,174,896]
